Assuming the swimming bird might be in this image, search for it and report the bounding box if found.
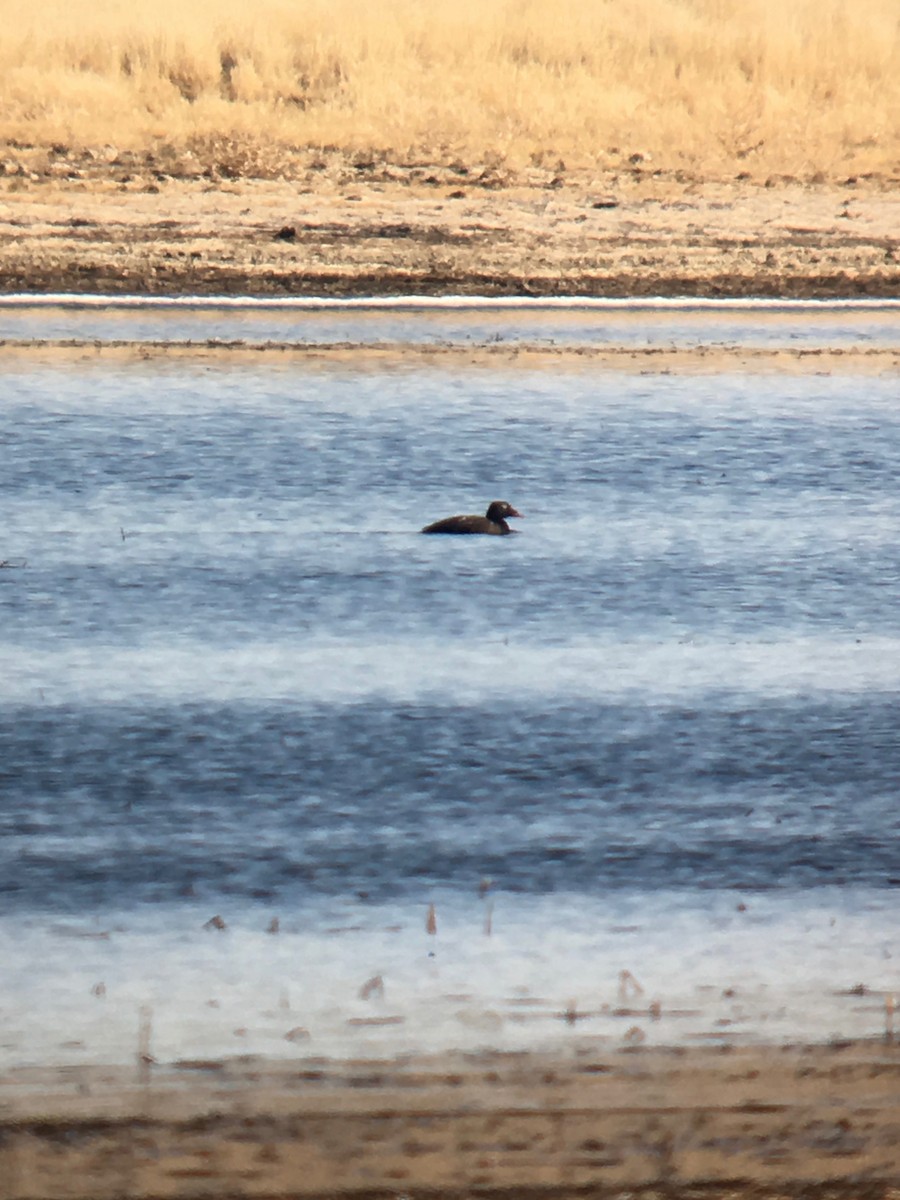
[421,500,523,535]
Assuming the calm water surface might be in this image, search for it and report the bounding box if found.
[2,326,900,1063]
[2,296,900,348]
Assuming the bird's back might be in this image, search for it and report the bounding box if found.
[421,513,507,534]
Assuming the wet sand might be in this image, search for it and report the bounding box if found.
[1,161,898,298]
[2,340,898,377]
[2,1041,900,1199]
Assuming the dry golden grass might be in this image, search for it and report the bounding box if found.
[0,0,898,180]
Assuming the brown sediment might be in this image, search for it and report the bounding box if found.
[1,163,898,299]
[2,1041,900,1198]
[1,341,898,375]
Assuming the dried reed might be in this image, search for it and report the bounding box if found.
[0,0,896,180]
[359,973,385,1000]
[137,1005,154,1079]
[618,970,644,1001]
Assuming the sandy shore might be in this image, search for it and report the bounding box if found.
[2,1041,900,1199]
[3,342,898,379]
[1,160,898,298]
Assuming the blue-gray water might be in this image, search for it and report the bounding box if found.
[2,310,900,1061]
[5,352,900,909]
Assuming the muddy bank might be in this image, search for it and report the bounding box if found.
[1,341,898,376]
[2,1041,900,1199]
[1,165,898,298]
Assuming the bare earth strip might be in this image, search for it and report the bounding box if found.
[2,1042,900,1199]
[1,165,899,298]
[1,341,898,376]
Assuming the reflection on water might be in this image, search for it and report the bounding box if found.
[2,323,900,1064]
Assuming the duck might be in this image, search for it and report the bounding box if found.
[421,500,523,535]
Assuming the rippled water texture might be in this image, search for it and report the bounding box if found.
[2,307,900,1063]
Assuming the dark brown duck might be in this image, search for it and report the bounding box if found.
[421,500,523,535]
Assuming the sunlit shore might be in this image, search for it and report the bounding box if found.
[1,172,898,299]
[2,1040,899,1198]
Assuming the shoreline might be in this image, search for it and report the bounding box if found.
[2,1040,900,1198]
[2,342,898,375]
[2,174,898,300]
[4,294,900,307]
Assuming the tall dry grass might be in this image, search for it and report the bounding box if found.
[0,0,898,179]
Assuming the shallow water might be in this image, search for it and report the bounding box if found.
[2,313,900,1066]
[2,295,899,348]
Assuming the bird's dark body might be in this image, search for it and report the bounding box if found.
[421,501,523,535]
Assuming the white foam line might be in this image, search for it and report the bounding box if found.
[0,294,899,312]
